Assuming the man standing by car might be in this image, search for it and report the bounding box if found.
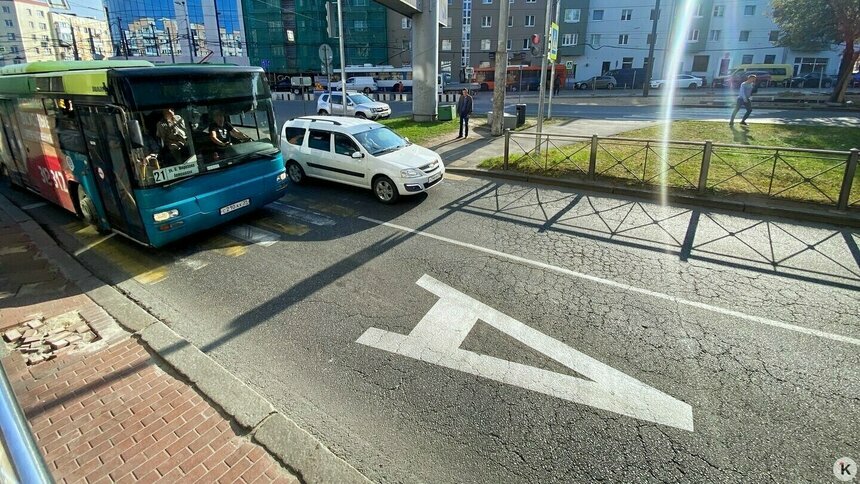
[456,89,473,139]
[729,74,756,127]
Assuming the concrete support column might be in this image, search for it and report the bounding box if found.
[411,1,439,122]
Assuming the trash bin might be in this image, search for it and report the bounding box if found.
[515,104,526,126]
[438,104,455,121]
[487,111,517,130]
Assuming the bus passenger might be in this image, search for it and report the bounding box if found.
[156,108,188,164]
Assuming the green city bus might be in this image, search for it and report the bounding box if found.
[0,60,288,247]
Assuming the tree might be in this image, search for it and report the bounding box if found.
[771,0,860,103]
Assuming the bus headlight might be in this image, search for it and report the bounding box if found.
[153,209,180,222]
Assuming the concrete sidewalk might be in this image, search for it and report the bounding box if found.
[0,192,369,484]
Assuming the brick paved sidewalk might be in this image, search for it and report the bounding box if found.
[1,205,298,483]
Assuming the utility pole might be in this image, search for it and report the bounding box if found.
[489,0,510,136]
[546,0,560,119]
[214,12,225,62]
[642,0,660,97]
[187,24,194,62]
[336,0,347,116]
[167,25,175,63]
[70,26,80,60]
[535,0,554,150]
[87,28,96,59]
[118,17,129,59]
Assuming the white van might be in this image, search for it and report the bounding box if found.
[329,76,378,93]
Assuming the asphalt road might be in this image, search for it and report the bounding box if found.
[274,95,860,126]
[5,176,858,483]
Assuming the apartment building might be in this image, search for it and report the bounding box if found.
[0,0,57,65]
[51,12,111,61]
[386,0,844,83]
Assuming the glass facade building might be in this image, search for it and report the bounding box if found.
[242,0,388,75]
[104,0,247,64]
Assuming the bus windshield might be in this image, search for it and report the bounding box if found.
[123,74,278,187]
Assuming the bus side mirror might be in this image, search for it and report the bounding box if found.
[128,120,145,149]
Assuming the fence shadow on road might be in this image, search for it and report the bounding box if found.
[440,182,860,291]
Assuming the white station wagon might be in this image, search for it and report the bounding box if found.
[280,116,444,203]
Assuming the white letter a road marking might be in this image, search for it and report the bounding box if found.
[356,275,694,431]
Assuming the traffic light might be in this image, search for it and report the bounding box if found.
[324,2,337,38]
[529,34,541,57]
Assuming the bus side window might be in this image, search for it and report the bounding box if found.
[51,98,86,154]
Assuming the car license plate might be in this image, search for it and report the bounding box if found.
[220,198,250,215]
[429,173,442,183]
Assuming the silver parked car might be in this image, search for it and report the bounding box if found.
[317,92,391,120]
[573,75,618,90]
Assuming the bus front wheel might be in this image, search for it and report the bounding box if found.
[77,185,98,227]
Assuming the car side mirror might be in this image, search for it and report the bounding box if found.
[351,151,364,159]
[127,119,144,149]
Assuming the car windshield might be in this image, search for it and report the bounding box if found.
[354,126,408,155]
[130,99,278,187]
[349,94,374,104]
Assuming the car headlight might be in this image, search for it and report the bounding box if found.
[153,209,179,222]
[276,172,287,182]
[400,169,423,178]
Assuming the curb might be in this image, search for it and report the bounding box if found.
[0,193,370,484]
[445,167,860,228]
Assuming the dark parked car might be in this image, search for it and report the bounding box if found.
[790,73,836,88]
[573,75,618,90]
[271,77,313,94]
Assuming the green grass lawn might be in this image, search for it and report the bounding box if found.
[378,117,459,145]
[480,121,860,206]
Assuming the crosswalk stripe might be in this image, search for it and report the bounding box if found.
[226,224,280,247]
[308,201,356,217]
[254,218,310,236]
[269,202,336,226]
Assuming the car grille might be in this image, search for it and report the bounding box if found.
[419,161,440,173]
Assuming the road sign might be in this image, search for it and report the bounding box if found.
[318,44,333,63]
[261,59,270,71]
[548,22,559,62]
[565,60,574,70]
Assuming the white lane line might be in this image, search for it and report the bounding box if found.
[358,216,860,347]
[269,202,336,226]
[73,232,117,256]
[21,202,47,210]
[226,224,280,247]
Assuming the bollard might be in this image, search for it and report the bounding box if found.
[504,129,511,170]
[589,134,598,179]
[837,148,859,210]
[698,140,713,193]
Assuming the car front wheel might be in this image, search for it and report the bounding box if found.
[688,83,697,89]
[372,176,399,204]
[287,161,305,184]
[355,112,367,119]
[606,83,614,90]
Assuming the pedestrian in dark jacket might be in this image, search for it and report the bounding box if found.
[456,89,473,139]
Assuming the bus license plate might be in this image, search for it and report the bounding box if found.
[220,198,250,215]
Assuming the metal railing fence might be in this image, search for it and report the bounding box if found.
[501,130,859,210]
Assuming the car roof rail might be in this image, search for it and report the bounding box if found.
[293,116,342,126]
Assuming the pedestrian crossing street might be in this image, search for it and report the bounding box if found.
[58,194,354,286]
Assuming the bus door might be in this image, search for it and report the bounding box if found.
[77,106,148,243]
[0,101,30,188]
